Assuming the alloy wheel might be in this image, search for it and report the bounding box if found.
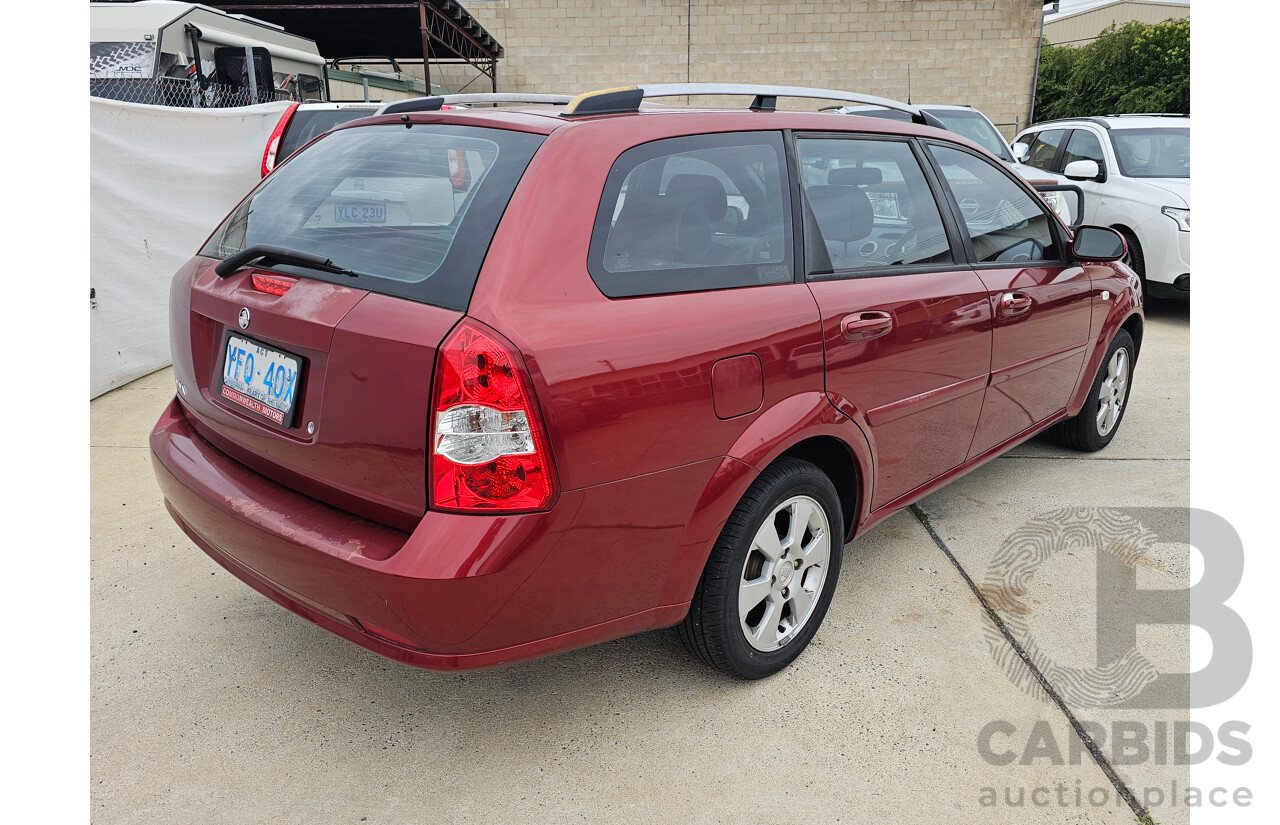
[738,495,832,652]
[1096,347,1129,437]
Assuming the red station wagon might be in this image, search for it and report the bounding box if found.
[150,84,1143,679]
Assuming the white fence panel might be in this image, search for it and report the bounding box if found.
[90,97,290,398]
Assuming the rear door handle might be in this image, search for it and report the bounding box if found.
[840,311,893,342]
[1000,292,1033,317]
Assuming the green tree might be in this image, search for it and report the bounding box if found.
[1034,17,1190,121]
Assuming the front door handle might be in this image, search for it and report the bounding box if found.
[1000,292,1033,318]
[841,311,893,342]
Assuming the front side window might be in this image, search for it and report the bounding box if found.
[1025,129,1067,171]
[588,132,792,297]
[929,144,1059,264]
[1062,129,1106,168]
[796,137,954,275]
[1110,127,1190,178]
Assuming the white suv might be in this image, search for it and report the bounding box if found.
[1013,115,1189,298]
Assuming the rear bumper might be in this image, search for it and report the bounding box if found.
[150,397,690,670]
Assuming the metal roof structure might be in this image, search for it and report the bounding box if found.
[98,1,504,91]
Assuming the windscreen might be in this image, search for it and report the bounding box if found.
[202,124,545,310]
[851,108,1014,162]
[926,110,1013,161]
[1109,128,1190,178]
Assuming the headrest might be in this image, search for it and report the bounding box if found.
[806,185,873,244]
[665,174,728,222]
[827,166,883,187]
[675,201,712,254]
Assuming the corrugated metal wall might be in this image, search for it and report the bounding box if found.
[1045,0,1189,46]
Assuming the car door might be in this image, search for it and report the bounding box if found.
[924,142,1095,459]
[795,134,993,511]
[1058,127,1109,225]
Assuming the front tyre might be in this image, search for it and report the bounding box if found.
[1118,228,1150,297]
[678,458,843,679]
[1050,329,1135,452]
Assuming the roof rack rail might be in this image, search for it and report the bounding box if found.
[376,93,573,115]
[1024,115,1115,130]
[1103,112,1189,118]
[561,83,936,125]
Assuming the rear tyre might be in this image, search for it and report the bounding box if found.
[1049,329,1135,452]
[677,458,843,679]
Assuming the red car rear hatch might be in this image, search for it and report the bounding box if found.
[166,119,548,531]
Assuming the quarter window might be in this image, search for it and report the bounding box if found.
[588,132,792,298]
[929,144,1059,264]
[796,137,954,276]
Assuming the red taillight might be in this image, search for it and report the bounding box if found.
[430,320,556,512]
[250,273,296,296]
[261,103,300,177]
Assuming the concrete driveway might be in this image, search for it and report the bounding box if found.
[91,301,1189,824]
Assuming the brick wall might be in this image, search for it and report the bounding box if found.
[452,0,1043,137]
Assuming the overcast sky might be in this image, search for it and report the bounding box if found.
[1046,0,1190,20]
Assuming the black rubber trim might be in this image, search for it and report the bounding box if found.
[562,88,644,117]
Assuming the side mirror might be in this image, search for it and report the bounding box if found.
[1063,159,1102,181]
[1011,142,1030,163]
[1072,225,1126,262]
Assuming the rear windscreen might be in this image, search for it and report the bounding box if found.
[201,124,545,310]
[278,108,378,159]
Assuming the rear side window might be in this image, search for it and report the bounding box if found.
[928,144,1059,264]
[588,132,792,297]
[201,124,544,310]
[796,137,954,275]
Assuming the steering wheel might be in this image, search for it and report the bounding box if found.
[751,235,776,263]
[994,237,1045,263]
[885,227,921,265]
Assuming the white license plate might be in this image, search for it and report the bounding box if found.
[335,202,386,223]
[220,335,301,425]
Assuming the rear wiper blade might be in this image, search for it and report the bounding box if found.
[214,244,360,278]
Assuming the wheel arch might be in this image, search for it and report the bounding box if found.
[1110,221,1140,238]
[1121,311,1144,361]
[775,436,861,544]
[1068,303,1143,416]
[1110,222,1143,257]
[725,391,873,543]
[658,392,873,607]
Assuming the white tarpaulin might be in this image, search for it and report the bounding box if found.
[90,97,290,398]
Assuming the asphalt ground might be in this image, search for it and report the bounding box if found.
[91,299,1189,824]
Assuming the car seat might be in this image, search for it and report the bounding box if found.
[804,167,875,268]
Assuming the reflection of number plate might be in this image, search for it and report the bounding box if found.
[869,192,901,219]
[219,334,302,426]
[335,203,386,223]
